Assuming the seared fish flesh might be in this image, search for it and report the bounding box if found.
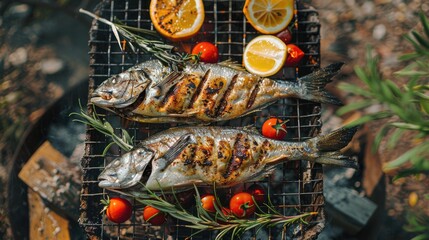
[98,126,357,191]
[91,60,343,123]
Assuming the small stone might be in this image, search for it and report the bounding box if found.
[373,24,387,40]
[40,58,64,75]
[7,47,27,66]
[362,1,376,16]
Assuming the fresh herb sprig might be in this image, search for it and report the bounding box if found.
[336,11,429,240]
[72,106,317,239]
[70,104,133,154]
[336,11,429,178]
[118,184,317,240]
[79,8,198,67]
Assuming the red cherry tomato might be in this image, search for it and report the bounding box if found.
[201,194,216,213]
[229,192,255,218]
[261,118,288,140]
[246,184,266,205]
[276,28,293,44]
[284,44,305,67]
[143,206,166,226]
[191,42,219,63]
[104,197,133,223]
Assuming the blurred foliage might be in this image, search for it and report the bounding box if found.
[337,11,429,239]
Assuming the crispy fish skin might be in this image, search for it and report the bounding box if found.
[98,126,357,191]
[91,60,343,123]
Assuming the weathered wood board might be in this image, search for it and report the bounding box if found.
[28,188,70,240]
[18,141,81,221]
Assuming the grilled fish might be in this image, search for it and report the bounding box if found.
[98,126,357,191]
[91,60,343,123]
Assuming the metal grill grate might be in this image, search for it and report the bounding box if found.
[80,0,324,239]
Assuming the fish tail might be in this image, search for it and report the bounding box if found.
[297,62,344,105]
[310,127,358,168]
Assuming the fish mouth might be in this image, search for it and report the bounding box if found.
[90,92,136,109]
[98,176,121,189]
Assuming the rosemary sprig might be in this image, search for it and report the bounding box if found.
[70,104,133,154]
[72,104,317,238]
[79,8,198,67]
[118,184,317,240]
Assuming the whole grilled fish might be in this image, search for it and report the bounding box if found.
[91,60,343,123]
[98,126,357,191]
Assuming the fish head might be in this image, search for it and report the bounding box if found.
[98,147,154,189]
[91,71,150,109]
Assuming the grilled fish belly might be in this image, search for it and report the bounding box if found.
[143,127,303,189]
[131,64,287,122]
[98,126,357,191]
[91,60,343,123]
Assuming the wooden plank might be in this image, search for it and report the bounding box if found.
[18,141,81,221]
[28,188,70,240]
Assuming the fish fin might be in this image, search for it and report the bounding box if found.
[315,151,359,169]
[298,62,344,105]
[218,59,247,71]
[153,71,183,96]
[158,134,195,171]
[316,127,358,151]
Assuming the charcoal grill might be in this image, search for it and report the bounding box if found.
[80,0,325,239]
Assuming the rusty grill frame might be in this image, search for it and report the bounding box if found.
[80,0,325,239]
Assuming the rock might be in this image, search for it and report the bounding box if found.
[40,58,64,75]
[373,24,387,40]
[7,47,27,66]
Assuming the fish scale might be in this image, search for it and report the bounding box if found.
[91,60,344,124]
[98,126,358,191]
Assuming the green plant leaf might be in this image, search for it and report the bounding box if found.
[410,233,429,240]
[336,99,375,116]
[412,31,429,50]
[337,82,373,97]
[420,11,429,38]
[372,124,391,152]
[387,128,404,149]
[383,142,429,171]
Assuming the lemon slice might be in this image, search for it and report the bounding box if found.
[243,35,287,77]
[243,0,294,34]
[150,0,205,41]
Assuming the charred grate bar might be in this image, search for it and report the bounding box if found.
[80,0,324,239]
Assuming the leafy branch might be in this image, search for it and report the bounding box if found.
[119,184,317,240]
[336,11,429,177]
[70,104,133,154]
[79,8,199,67]
[336,11,429,240]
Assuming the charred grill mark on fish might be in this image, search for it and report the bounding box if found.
[91,60,344,123]
[223,133,252,179]
[97,126,358,191]
[246,80,261,109]
[189,69,210,109]
[215,74,238,116]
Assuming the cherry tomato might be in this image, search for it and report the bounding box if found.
[261,118,288,140]
[201,194,216,213]
[246,184,266,205]
[284,44,305,67]
[103,197,133,223]
[229,192,255,218]
[191,42,219,63]
[143,206,166,226]
[276,28,293,44]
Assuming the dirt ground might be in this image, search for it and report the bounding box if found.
[0,0,428,239]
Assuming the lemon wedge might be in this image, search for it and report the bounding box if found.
[243,35,287,77]
[150,0,205,41]
[243,0,294,34]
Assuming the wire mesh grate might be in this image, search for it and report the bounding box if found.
[80,0,325,239]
